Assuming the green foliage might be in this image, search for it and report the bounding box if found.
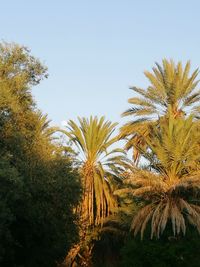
[0,155,22,264]
[0,153,81,267]
[120,229,200,267]
[0,43,81,267]
[92,212,131,267]
[0,42,47,114]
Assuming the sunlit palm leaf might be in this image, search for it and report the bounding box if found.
[120,59,200,163]
[123,113,200,239]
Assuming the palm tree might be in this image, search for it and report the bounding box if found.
[63,116,128,227]
[62,116,131,266]
[120,59,200,163]
[123,112,200,239]
[26,111,60,160]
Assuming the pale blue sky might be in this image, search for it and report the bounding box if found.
[1,0,200,127]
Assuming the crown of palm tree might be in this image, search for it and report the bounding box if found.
[64,116,128,226]
[123,112,200,239]
[120,59,200,163]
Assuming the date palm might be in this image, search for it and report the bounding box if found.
[63,116,131,266]
[124,112,200,239]
[120,59,200,163]
[64,116,127,227]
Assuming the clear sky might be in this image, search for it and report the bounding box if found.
[0,0,200,127]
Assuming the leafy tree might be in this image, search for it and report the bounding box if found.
[0,42,81,267]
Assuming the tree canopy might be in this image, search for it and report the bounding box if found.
[0,42,81,267]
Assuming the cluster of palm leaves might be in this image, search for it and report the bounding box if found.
[125,112,200,239]
[63,116,132,228]
[120,59,200,162]
[63,59,200,266]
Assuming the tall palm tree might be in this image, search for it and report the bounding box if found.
[123,112,200,239]
[63,116,129,227]
[120,59,200,163]
[63,116,131,267]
